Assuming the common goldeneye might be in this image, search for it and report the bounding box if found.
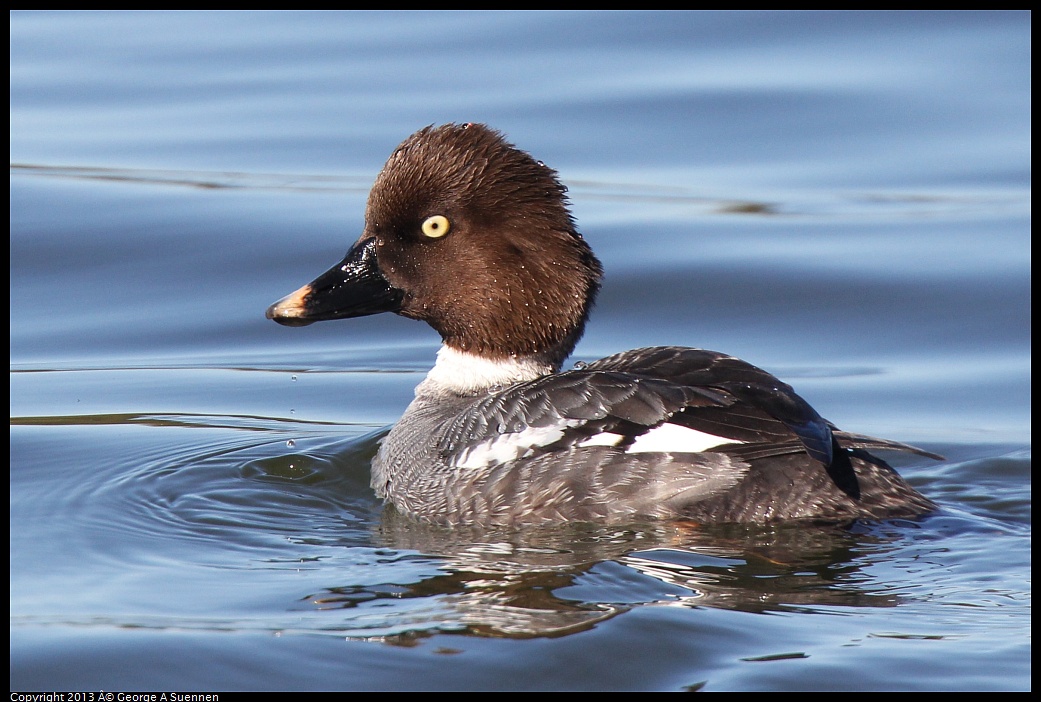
[267,123,938,526]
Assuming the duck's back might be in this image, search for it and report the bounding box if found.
[372,346,936,526]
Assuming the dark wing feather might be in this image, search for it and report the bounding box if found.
[585,347,835,465]
[437,368,732,464]
[831,430,944,460]
[439,346,939,477]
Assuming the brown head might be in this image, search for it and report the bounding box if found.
[268,123,602,370]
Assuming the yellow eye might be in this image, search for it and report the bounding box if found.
[421,215,450,238]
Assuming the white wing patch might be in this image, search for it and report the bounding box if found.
[456,421,744,469]
[454,424,568,469]
[577,432,625,448]
[580,422,745,454]
[628,422,743,453]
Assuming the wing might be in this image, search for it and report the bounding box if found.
[438,346,839,470]
[438,367,735,469]
[583,346,836,465]
[438,346,938,487]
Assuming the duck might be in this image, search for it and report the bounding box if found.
[267,123,939,526]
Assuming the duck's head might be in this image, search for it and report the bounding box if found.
[267,123,603,370]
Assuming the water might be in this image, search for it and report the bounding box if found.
[10,11,1030,691]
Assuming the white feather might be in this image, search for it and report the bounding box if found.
[576,424,743,453]
[418,346,551,396]
[455,425,568,469]
[627,422,743,453]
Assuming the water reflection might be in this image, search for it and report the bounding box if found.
[291,509,933,640]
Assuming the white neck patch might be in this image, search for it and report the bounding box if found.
[417,346,552,396]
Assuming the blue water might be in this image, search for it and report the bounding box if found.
[10,11,1030,691]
